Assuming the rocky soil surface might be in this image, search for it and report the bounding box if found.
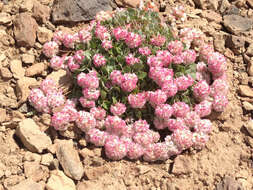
[0,0,253,189]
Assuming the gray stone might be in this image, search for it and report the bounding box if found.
[16,119,52,153]
[56,139,84,180]
[223,15,253,34]
[52,0,112,24]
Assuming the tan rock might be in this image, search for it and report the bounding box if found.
[16,77,39,104]
[9,179,43,190]
[248,61,253,76]
[26,62,47,77]
[46,69,72,93]
[23,152,41,163]
[239,85,253,97]
[248,0,253,8]
[21,54,35,64]
[0,108,6,123]
[0,67,12,79]
[41,153,54,166]
[56,139,84,180]
[24,161,49,182]
[16,118,52,153]
[37,26,53,44]
[9,59,25,79]
[33,1,51,23]
[172,155,196,175]
[13,13,38,47]
[20,0,34,12]
[201,10,222,23]
[242,101,253,111]
[46,170,76,190]
[245,120,253,137]
[115,0,141,7]
[0,13,12,25]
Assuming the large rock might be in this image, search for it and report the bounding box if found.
[46,170,76,190]
[52,0,112,24]
[223,15,252,35]
[56,140,84,180]
[9,179,43,190]
[16,119,52,153]
[13,13,38,47]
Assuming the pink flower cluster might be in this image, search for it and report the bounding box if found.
[110,70,138,92]
[77,70,100,108]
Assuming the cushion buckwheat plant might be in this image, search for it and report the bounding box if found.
[29,6,229,161]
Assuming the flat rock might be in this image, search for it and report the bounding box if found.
[245,120,253,137]
[41,153,54,166]
[16,77,39,104]
[0,108,7,123]
[46,69,72,93]
[37,26,53,44]
[248,61,253,76]
[25,62,47,77]
[0,12,12,25]
[172,155,195,175]
[0,67,12,79]
[24,161,49,182]
[13,12,38,47]
[201,10,222,23]
[242,101,253,111]
[52,0,112,24]
[239,85,253,97]
[32,1,51,23]
[21,54,35,64]
[46,170,76,190]
[56,140,84,180]
[115,0,141,7]
[216,176,244,190]
[223,15,252,35]
[16,118,52,153]
[9,179,43,190]
[84,166,108,180]
[9,59,25,79]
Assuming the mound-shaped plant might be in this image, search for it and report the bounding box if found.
[29,7,229,161]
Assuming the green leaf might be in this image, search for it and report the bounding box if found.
[112,97,117,104]
[137,71,147,80]
[101,90,107,100]
[132,62,144,71]
[123,66,131,73]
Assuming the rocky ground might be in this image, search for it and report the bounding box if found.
[0,0,253,189]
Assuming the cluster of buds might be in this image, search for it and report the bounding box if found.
[77,70,100,108]
[110,70,138,92]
